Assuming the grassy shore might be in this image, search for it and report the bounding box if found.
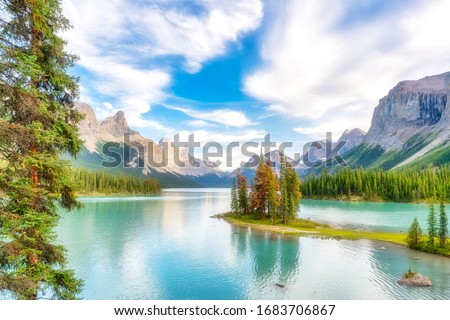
[214,212,408,247]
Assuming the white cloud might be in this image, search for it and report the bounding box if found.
[133,0,263,72]
[169,106,253,127]
[244,0,450,134]
[177,129,266,144]
[185,120,217,128]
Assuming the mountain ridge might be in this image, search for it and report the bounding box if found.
[72,103,227,187]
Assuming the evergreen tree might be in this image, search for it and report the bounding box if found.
[266,168,279,222]
[284,165,301,221]
[279,163,288,224]
[406,217,423,249]
[427,203,437,251]
[0,0,83,299]
[438,201,448,249]
[230,179,238,213]
[236,170,249,215]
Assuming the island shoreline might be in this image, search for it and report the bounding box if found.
[213,212,450,258]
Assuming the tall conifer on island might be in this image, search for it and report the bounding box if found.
[230,179,238,213]
[427,203,437,251]
[0,0,83,299]
[438,201,448,249]
[406,217,423,249]
[266,165,279,222]
[236,170,249,215]
[283,165,301,222]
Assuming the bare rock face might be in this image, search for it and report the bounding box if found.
[337,128,366,154]
[100,111,130,137]
[299,128,365,166]
[365,72,450,150]
[75,102,98,129]
[398,273,432,287]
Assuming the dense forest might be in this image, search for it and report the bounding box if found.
[71,168,161,195]
[302,166,450,202]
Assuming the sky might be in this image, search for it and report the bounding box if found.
[61,0,450,168]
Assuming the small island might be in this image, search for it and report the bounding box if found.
[398,267,432,287]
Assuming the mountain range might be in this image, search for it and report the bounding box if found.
[69,102,365,186]
[69,71,450,186]
[71,103,228,187]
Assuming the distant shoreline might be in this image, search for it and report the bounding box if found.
[75,192,161,197]
[302,195,441,204]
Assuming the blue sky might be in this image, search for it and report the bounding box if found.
[62,0,450,168]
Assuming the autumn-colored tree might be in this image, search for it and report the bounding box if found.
[250,155,271,219]
[0,0,83,299]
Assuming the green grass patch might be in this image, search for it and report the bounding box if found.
[217,212,408,246]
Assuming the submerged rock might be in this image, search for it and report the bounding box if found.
[398,273,432,286]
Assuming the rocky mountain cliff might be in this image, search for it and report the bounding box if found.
[365,72,450,149]
[299,128,365,166]
[341,71,450,170]
[338,128,366,154]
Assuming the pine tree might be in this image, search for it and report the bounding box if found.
[427,203,437,251]
[230,179,238,213]
[284,165,301,221]
[438,201,448,249]
[279,163,288,224]
[236,170,249,215]
[266,168,279,222]
[0,0,83,299]
[406,217,423,249]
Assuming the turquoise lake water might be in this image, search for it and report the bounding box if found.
[55,189,450,300]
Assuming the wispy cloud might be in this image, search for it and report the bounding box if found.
[168,106,254,127]
[131,0,264,72]
[244,0,450,136]
[185,120,217,128]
